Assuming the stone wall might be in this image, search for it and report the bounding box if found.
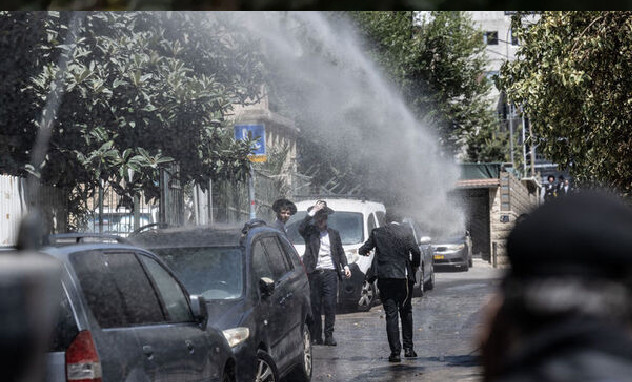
[489,171,540,267]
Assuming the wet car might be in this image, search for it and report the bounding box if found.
[43,234,235,382]
[431,232,473,271]
[401,218,436,295]
[130,219,313,382]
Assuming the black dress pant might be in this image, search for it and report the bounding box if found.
[378,278,414,354]
[308,269,338,341]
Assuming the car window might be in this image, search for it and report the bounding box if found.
[71,251,165,328]
[139,254,193,322]
[48,285,79,352]
[367,213,377,232]
[261,236,291,279]
[376,211,386,227]
[287,211,364,245]
[153,247,244,300]
[278,235,302,269]
[252,239,274,280]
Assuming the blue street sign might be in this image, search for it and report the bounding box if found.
[234,124,266,162]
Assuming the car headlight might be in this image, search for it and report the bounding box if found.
[222,327,250,348]
[445,244,465,251]
[345,249,359,264]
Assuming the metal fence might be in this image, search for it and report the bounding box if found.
[0,175,66,246]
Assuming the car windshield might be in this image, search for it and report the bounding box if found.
[286,211,364,245]
[434,235,465,245]
[151,247,243,300]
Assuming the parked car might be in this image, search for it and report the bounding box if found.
[286,197,387,312]
[130,219,313,382]
[401,218,436,295]
[431,231,473,271]
[43,234,235,382]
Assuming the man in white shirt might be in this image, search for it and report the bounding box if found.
[298,200,351,346]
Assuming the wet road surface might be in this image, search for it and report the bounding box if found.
[308,259,505,382]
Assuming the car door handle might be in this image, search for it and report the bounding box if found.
[142,345,154,360]
[185,340,195,354]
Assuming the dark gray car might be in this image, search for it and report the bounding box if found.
[43,236,235,382]
[130,220,313,382]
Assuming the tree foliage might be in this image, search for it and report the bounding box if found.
[1,12,264,214]
[500,12,632,194]
[352,11,500,160]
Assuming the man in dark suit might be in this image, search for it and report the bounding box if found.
[299,200,351,346]
[359,211,421,362]
[271,198,297,240]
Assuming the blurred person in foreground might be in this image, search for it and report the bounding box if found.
[299,200,351,346]
[359,211,421,362]
[271,198,297,240]
[480,191,632,382]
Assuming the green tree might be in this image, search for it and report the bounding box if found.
[352,11,500,160]
[500,11,632,194]
[1,12,263,217]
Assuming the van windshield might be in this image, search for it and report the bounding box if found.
[286,212,364,245]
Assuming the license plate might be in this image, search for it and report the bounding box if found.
[433,255,444,260]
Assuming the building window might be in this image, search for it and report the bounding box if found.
[510,29,519,45]
[484,31,499,45]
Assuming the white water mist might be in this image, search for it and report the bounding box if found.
[223,12,466,235]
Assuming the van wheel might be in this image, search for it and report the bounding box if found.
[256,350,279,382]
[288,325,312,382]
[358,281,375,312]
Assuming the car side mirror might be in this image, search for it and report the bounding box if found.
[189,294,208,330]
[419,236,431,245]
[259,277,275,297]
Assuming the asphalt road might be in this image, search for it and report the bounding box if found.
[308,259,506,382]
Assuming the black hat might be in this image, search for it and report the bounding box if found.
[507,191,632,279]
[271,198,297,215]
[307,200,335,216]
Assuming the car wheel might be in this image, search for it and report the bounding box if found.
[288,324,312,382]
[358,281,375,312]
[424,265,435,291]
[256,350,279,382]
[222,362,236,382]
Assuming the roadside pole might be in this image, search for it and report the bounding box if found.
[235,124,267,220]
[248,162,256,219]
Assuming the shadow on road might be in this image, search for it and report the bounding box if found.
[423,354,480,367]
[345,364,426,382]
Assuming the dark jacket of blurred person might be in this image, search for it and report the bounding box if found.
[480,192,632,382]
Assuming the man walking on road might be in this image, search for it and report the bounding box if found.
[359,212,421,362]
[299,200,351,347]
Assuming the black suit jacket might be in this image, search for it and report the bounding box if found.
[298,214,348,279]
[359,223,421,282]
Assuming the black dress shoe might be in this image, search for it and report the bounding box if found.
[388,353,401,362]
[404,349,418,358]
[311,338,323,346]
[324,336,337,346]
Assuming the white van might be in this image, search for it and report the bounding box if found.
[285,197,386,311]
